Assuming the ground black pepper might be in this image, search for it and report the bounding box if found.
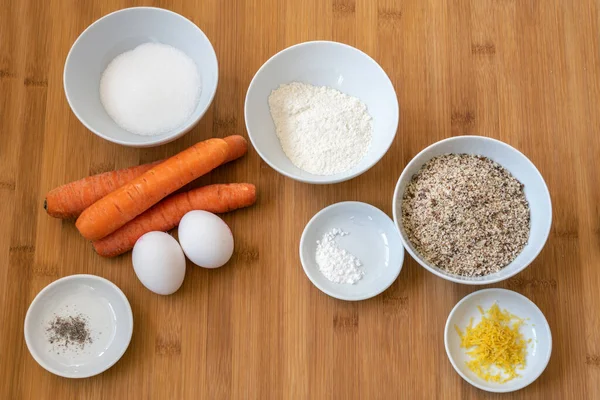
[46,314,93,351]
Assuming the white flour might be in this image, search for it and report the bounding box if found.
[268,82,373,175]
[315,228,364,284]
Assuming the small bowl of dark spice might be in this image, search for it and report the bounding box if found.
[392,136,552,284]
[24,275,133,378]
[46,314,94,351]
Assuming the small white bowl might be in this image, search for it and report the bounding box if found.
[64,7,218,147]
[299,202,404,301]
[445,288,552,392]
[24,275,133,378]
[245,41,399,184]
[392,136,552,285]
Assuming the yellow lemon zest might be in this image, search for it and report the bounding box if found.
[455,303,531,383]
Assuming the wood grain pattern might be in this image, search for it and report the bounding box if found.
[1,0,600,398]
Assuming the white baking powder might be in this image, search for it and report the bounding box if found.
[268,82,373,175]
[315,228,364,284]
[100,42,202,136]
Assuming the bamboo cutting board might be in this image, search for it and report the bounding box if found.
[1,0,600,398]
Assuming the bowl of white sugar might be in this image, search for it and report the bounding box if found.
[245,41,399,184]
[64,7,218,147]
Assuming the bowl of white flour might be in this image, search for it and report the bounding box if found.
[245,41,399,183]
[64,7,218,147]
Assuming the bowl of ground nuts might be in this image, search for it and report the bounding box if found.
[392,136,552,285]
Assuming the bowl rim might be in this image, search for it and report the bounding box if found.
[24,274,134,378]
[391,135,553,285]
[299,201,405,301]
[443,288,553,392]
[63,6,219,148]
[244,40,399,184]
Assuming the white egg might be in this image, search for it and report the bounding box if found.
[132,231,186,295]
[178,211,234,268]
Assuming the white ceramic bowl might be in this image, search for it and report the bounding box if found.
[64,7,218,147]
[392,136,552,285]
[445,289,552,392]
[245,41,399,184]
[24,275,133,378]
[299,202,404,301]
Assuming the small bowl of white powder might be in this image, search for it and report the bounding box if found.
[64,7,218,147]
[299,202,404,301]
[245,41,399,184]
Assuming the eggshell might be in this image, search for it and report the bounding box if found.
[178,211,234,268]
[132,231,186,295]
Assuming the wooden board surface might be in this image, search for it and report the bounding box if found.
[1,0,600,398]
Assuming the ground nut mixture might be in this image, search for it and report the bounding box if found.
[401,154,530,277]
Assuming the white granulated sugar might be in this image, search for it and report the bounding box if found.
[315,228,364,284]
[268,82,373,175]
[100,42,202,136]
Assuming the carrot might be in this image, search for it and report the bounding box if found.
[45,135,248,219]
[92,183,256,257]
[44,162,161,219]
[76,138,229,240]
[222,135,248,163]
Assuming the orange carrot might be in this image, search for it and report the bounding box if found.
[76,138,229,240]
[45,135,248,219]
[44,162,161,219]
[92,183,256,257]
[222,135,248,163]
